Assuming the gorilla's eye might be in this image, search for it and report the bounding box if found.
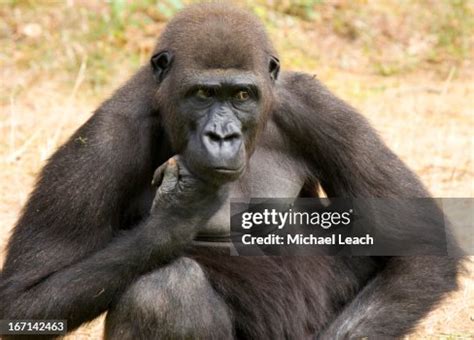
[196,88,213,99]
[235,90,250,101]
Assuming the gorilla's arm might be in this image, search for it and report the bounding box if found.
[274,72,462,338]
[0,67,216,330]
[0,68,158,325]
[275,72,426,198]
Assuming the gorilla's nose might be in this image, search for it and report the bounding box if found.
[202,122,243,160]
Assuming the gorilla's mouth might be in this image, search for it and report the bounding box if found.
[212,164,245,177]
[213,165,245,174]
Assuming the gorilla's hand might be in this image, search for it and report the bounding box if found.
[151,155,228,213]
[142,156,228,254]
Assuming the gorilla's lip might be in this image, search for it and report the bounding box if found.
[213,165,245,174]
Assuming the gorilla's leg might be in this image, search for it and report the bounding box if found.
[104,257,233,340]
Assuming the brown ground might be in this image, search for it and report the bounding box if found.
[0,1,473,339]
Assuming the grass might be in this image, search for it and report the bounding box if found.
[0,1,473,338]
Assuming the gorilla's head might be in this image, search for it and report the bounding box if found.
[151,3,279,184]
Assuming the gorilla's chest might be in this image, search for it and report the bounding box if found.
[199,124,306,237]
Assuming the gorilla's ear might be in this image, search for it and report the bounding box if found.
[151,51,173,83]
[269,56,280,81]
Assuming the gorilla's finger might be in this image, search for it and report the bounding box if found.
[163,158,179,181]
[152,156,181,187]
[158,158,180,193]
[152,162,168,187]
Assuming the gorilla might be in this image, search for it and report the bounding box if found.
[0,3,462,339]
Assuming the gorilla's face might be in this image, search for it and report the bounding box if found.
[176,71,262,183]
[151,51,279,184]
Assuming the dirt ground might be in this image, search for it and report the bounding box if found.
[0,1,473,339]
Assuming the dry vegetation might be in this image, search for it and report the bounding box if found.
[0,0,473,339]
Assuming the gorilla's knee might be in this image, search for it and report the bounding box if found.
[105,257,233,339]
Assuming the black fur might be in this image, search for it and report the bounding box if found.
[0,3,462,340]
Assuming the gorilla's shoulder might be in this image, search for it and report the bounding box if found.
[277,71,327,97]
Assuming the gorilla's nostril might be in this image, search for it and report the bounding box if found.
[205,131,241,143]
[205,131,223,143]
[224,133,242,141]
